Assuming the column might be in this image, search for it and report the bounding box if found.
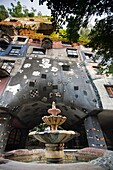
[84,116,107,149]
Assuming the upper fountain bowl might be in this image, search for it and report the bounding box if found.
[29,130,79,144]
[42,115,67,130]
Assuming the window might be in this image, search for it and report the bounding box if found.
[83,90,87,96]
[0,45,8,52]
[41,74,47,79]
[84,52,93,58]
[66,48,78,58]
[62,65,70,71]
[5,129,22,151]
[10,19,18,22]
[62,41,71,47]
[104,85,113,98]
[9,46,21,56]
[53,85,58,90]
[92,66,100,69]
[29,81,35,87]
[33,38,40,43]
[16,37,26,42]
[1,60,15,74]
[32,48,45,55]
[29,19,34,21]
[74,86,79,90]
[43,87,47,91]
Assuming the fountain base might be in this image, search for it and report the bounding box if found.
[45,143,64,163]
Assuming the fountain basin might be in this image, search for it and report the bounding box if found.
[4,148,106,163]
[29,130,79,144]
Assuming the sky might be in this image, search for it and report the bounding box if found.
[0,0,51,16]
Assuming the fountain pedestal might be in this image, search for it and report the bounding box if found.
[45,143,64,163]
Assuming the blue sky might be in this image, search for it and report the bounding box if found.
[0,0,51,16]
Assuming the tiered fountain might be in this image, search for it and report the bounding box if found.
[29,102,79,163]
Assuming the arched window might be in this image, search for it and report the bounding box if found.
[5,128,22,151]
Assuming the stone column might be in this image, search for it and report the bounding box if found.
[0,112,12,153]
[84,116,107,149]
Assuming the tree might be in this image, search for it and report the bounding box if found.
[79,27,91,38]
[39,0,113,27]
[0,5,9,21]
[23,6,29,17]
[28,7,36,17]
[31,7,36,14]
[28,12,34,17]
[59,29,67,39]
[37,11,42,16]
[78,26,91,45]
[66,16,80,43]
[38,0,113,74]
[88,16,113,74]
[8,1,23,17]
[8,1,37,18]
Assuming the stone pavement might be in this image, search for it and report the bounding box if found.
[91,151,113,170]
[0,159,104,170]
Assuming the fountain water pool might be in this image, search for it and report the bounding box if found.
[4,148,101,164]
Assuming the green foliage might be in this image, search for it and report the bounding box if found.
[0,5,9,21]
[39,0,112,27]
[79,27,91,37]
[37,11,42,16]
[8,1,36,17]
[38,0,113,74]
[96,63,113,76]
[78,36,90,45]
[88,16,113,74]
[31,7,36,14]
[28,12,35,17]
[8,1,23,17]
[78,27,91,45]
[66,16,80,43]
[23,6,29,17]
[48,32,59,41]
[31,122,64,132]
[34,123,48,132]
[58,29,68,41]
